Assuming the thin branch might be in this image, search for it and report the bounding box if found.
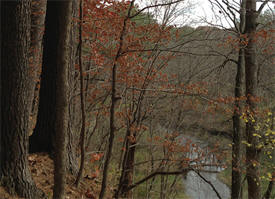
[125,86,213,102]
[134,158,225,167]
[257,0,270,15]
[192,169,222,199]
[126,169,188,192]
[208,0,237,30]
[126,167,220,192]
[99,1,136,198]
[129,0,184,19]
[85,114,99,149]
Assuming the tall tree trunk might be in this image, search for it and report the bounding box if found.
[28,0,47,135]
[231,1,246,198]
[232,49,245,199]
[1,1,44,198]
[29,1,58,154]
[53,1,72,198]
[245,1,261,198]
[67,0,79,176]
[29,0,78,175]
[99,1,136,197]
[75,0,86,187]
[115,129,137,198]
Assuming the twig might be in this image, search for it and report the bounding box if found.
[192,169,222,199]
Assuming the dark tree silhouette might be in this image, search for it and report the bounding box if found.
[29,0,78,175]
[1,1,45,198]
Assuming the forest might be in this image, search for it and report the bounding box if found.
[1,0,275,199]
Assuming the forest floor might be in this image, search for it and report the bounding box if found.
[0,153,104,199]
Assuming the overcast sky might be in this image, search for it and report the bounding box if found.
[193,0,275,27]
[136,0,275,27]
[176,0,275,27]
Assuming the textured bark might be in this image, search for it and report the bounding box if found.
[53,1,72,198]
[120,143,136,198]
[231,1,246,198]
[232,49,245,199]
[29,0,78,175]
[75,0,86,187]
[114,129,136,199]
[244,1,261,198]
[1,1,44,198]
[29,1,58,154]
[67,0,80,176]
[28,0,47,135]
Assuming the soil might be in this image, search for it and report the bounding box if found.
[0,153,101,199]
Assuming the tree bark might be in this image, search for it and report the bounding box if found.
[232,49,245,199]
[67,0,80,176]
[29,1,58,154]
[29,0,78,175]
[75,0,86,187]
[28,0,47,136]
[99,2,135,198]
[1,1,44,198]
[231,1,246,198]
[114,129,137,199]
[53,1,72,198]
[244,1,261,198]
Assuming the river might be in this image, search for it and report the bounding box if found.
[181,136,230,199]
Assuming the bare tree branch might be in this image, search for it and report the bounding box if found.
[257,0,270,15]
[130,0,184,19]
[125,167,219,192]
[192,169,222,199]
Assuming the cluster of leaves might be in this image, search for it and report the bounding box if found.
[240,110,275,182]
[75,0,275,197]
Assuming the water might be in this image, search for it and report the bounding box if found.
[183,170,230,199]
[181,136,231,199]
